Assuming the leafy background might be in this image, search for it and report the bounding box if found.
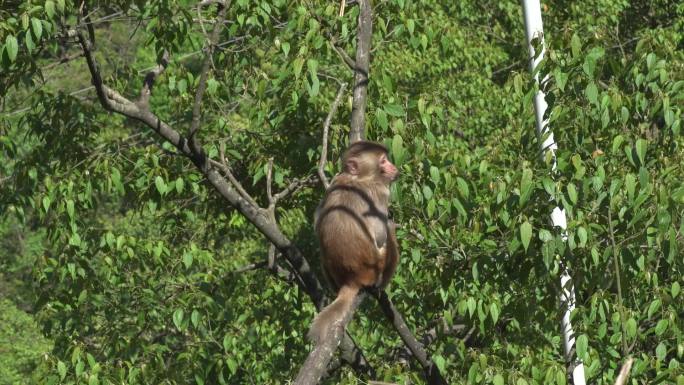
[1,0,683,384]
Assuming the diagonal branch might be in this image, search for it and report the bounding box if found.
[373,290,447,385]
[189,1,230,155]
[349,0,372,143]
[318,82,348,189]
[75,25,373,378]
[332,43,356,71]
[294,293,367,385]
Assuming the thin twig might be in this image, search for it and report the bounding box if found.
[188,2,230,154]
[233,261,268,273]
[273,175,317,202]
[332,43,355,71]
[319,82,348,188]
[608,202,628,355]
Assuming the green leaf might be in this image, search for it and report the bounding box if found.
[567,183,578,204]
[467,297,476,317]
[422,185,433,200]
[493,374,504,385]
[5,35,18,62]
[577,227,587,247]
[384,104,404,117]
[456,177,469,199]
[226,357,238,374]
[429,166,440,184]
[570,33,581,57]
[376,109,388,130]
[191,309,200,328]
[173,309,184,330]
[655,319,668,336]
[45,1,55,17]
[672,282,681,298]
[183,252,193,269]
[520,168,533,206]
[647,299,661,318]
[635,139,647,165]
[585,82,598,104]
[489,303,500,324]
[31,17,43,41]
[66,199,74,218]
[57,361,67,379]
[391,134,404,165]
[155,176,166,196]
[175,177,184,193]
[626,318,637,338]
[206,78,219,95]
[433,354,446,374]
[42,196,51,213]
[520,221,532,252]
[656,342,667,361]
[576,334,588,358]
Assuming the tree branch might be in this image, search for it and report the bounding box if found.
[349,0,372,143]
[332,42,356,71]
[189,2,229,156]
[318,82,348,189]
[373,290,447,385]
[294,293,367,385]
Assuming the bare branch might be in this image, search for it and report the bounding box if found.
[188,2,230,154]
[233,260,268,274]
[294,293,367,385]
[349,0,372,143]
[339,0,346,16]
[266,158,274,206]
[332,43,356,71]
[273,175,317,202]
[209,162,259,209]
[613,358,633,385]
[319,82,348,189]
[373,290,447,385]
[199,0,226,6]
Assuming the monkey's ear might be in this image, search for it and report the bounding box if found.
[346,159,359,175]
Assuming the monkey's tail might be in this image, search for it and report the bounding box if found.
[307,284,360,344]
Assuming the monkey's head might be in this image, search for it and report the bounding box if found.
[342,141,399,183]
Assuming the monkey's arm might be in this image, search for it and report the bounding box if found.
[379,220,399,289]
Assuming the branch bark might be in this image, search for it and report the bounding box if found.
[294,293,366,385]
[349,0,372,143]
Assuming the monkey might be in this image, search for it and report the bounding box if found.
[309,141,400,343]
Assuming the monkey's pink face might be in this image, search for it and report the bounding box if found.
[379,154,399,181]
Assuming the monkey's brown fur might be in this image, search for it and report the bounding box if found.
[309,141,399,343]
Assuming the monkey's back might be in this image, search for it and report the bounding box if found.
[316,181,388,290]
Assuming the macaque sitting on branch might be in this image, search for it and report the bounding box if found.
[309,141,400,343]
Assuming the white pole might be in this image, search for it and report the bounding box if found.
[521,2,587,385]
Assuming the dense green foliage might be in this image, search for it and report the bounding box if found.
[1,0,683,384]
